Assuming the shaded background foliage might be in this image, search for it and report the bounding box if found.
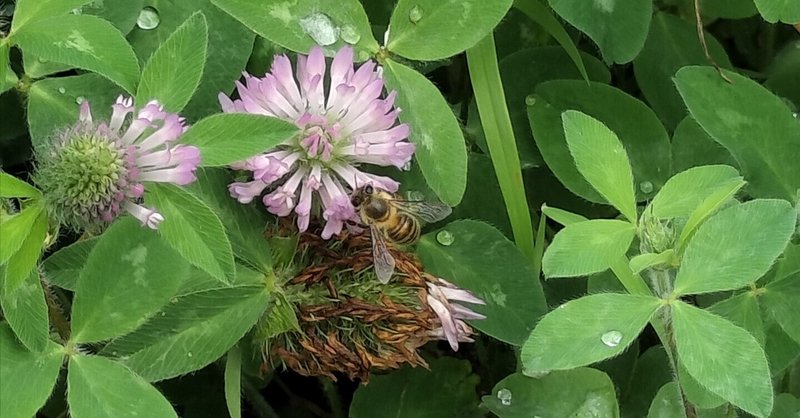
[1,0,800,417]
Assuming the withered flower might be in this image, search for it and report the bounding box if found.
[256,225,485,382]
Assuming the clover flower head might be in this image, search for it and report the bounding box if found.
[426,278,486,351]
[220,45,415,238]
[34,96,200,231]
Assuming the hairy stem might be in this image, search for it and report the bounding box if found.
[241,379,281,418]
[44,283,71,342]
[321,379,345,418]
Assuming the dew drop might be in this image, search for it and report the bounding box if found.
[299,12,339,46]
[436,230,454,246]
[275,298,282,306]
[639,181,653,194]
[340,24,361,45]
[408,5,423,24]
[37,57,48,63]
[136,6,160,30]
[57,87,66,94]
[496,388,512,406]
[525,95,536,106]
[601,330,623,347]
[187,352,193,357]
[75,96,85,104]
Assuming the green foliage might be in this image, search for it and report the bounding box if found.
[26,74,122,151]
[512,0,589,83]
[528,81,671,203]
[387,0,513,60]
[3,0,800,416]
[70,217,189,343]
[179,113,298,167]
[102,284,268,381]
[187,169,273,273]
[224,346,242,418]
[145,184,235,283]
[41,237,98,290]
[136,12,208,112]
[647,382,685,418]
[521,294,661,373]
[548,0,651,64]
[12,15,140,93]
[633,12,732,130]
[211,0,378,55]
[471,47,610,168]
[762,275,800,345]
[754,0,800,23]
[675,66,800,201]
[67,354,178,418]
[0,172,41,198]
[417,220,548,346]
[0,324,63,418]
[10,0,92,32]
[483,368,619,417]
[562,111,637,222]
[383,59,468,206]
[2,204,47,291]
[673,199,796,295]
[648,165,742,219]
[127,0,255,120]
[0,270,49,352]
[543,220,636,277]
[350,358,480,417]
[466,33,535,263]
[672,301,773,417]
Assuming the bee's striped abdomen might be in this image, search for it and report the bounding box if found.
[387,214,420,245]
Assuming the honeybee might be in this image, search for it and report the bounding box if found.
[350,185,452,284]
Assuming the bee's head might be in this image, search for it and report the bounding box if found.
[350,184,372,208]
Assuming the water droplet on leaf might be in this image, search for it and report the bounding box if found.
[601,330,623,347]
[639,181,653,194]
[496,388,512,406]
[136,6,160,30]
[340,24,361,45]
[187,352,193,357]
[436,230,454,246]
[525,95,536,106]
[37,57,47,63]
[299,12,339,46]
[57,87,66,94]
[75,96,85,104]
[409,5,423,24]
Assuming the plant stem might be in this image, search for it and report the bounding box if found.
[609,257,653,296]
[241,378,280,418]
[607,260,697,414]
[321,379,344,418]
[465,33,537,266]
[44,283,71,342]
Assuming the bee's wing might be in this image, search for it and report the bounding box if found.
[370,224,396,284]
[392,200,452,224]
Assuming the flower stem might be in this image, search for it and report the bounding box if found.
[44,283,71,342]
[465,33,537,266]
[241,379,280,418]
[321,379,345,418]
